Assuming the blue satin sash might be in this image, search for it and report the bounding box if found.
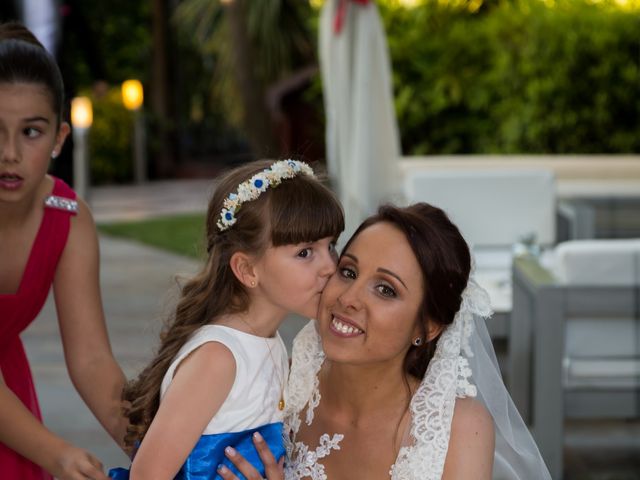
[109,422,285,480]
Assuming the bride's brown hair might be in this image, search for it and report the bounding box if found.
[122,160,344,448]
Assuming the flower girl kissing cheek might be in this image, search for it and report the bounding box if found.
[109,159,344,480]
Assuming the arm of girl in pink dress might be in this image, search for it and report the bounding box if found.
[0,372,109,479]
[53,198,129,449]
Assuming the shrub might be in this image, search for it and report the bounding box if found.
[380,0,640,153]
[87,87,134,184]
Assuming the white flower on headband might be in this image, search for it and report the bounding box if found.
[216,160,316,232]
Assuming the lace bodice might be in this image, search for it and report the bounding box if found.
[283,321,462,480]
[283,321,342,480]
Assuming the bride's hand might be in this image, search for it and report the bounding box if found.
[217,432,284,480]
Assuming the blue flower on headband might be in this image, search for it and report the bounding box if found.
[250,173,269,193]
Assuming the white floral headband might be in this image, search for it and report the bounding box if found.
[217,159,316,232]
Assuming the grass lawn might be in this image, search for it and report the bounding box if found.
[98,213,206,259]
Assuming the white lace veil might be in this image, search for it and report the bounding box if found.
[392,275,552,480]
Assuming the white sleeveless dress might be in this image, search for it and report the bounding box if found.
[160,325,289,479]
[160,324,288,432]
[110,324,290,480]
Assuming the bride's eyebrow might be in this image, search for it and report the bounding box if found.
[377,268,408,290]
[341,253,358,263]
[342,252,408,290]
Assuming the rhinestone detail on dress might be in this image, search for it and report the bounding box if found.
[44,195,78,213]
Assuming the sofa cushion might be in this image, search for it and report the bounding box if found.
[565,359,640,389]
[566,317,638,358]
[553,239,640,285]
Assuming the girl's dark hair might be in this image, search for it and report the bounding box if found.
[343,203,471,380]
[0,22,65,123]
[123,160,344,447]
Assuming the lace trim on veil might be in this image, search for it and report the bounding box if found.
[391,278,492,480]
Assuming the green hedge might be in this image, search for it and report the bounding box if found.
[87,87,134,184]
[381,0,640,154]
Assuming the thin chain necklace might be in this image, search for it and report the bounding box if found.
[237,317,286,411]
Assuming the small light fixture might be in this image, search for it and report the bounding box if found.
[122,79,144,111]
[70,96,93,129]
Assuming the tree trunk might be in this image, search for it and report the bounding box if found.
[225,0,277,158]
[151,0,176,176]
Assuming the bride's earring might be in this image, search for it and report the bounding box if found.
[412,337,423,347]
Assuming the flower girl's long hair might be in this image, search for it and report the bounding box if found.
[122,160,344,448]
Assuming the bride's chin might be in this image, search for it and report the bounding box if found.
[319,341,356,365]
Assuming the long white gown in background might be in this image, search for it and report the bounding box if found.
[319,0,401,240]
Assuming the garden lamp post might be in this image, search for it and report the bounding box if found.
[70,96,92,200]
[122,79,146,183]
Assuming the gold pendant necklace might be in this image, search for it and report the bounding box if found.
[238,318,285,411]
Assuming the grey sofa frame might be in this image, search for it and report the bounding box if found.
[509,256,640,479]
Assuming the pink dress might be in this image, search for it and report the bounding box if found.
[0,177,77,479]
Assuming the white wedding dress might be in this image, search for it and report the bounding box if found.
[283,279,552,480]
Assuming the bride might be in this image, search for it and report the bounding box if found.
[218,203,550,480]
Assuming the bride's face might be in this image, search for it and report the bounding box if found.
[317,222,425,367]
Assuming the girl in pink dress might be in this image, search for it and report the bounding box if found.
[0,22,125,480]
